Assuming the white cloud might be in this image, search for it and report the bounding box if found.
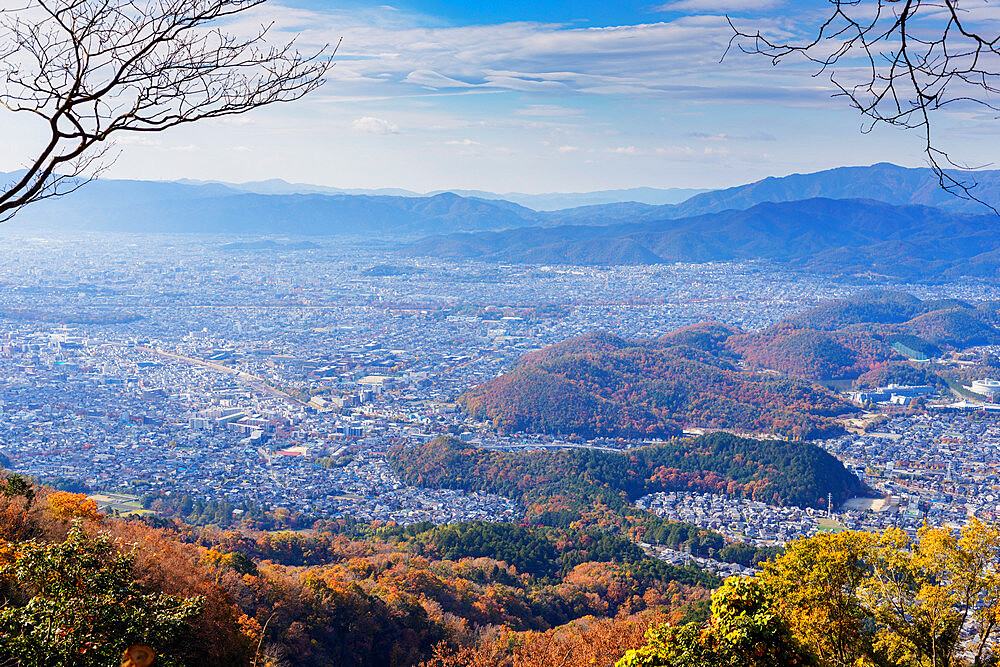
[72,1,978,194]
[215,116,256,126]
[241,6,814,106]
[688,131,777,142]
[115,136,202,152]
[404,70,477,89]
[656,145,697,156]
[117,136,163,148]
[351,116,399,134]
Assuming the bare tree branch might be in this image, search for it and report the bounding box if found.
[727,0,1000,213]
[0,0,337,220]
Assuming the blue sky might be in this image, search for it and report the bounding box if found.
[303,0,692,27]
[2,0,998,193]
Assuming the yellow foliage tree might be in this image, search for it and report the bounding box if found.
[623,521,1000,667]
[757,520,1000,667]
[46,491,102,522]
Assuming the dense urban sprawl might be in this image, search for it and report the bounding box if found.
[0,233,997,553]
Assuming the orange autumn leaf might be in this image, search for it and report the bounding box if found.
[47,491,103,522]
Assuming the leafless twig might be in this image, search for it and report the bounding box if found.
[0,0,337,220]
[727,0,1000,213]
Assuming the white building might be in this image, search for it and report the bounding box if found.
[971,379,1000,399]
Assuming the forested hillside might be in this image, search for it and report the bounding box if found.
[735,291,1000,380]
[387,433,871,515]
[455,292,1000,447]
[461,329,853,440]
[0,474,716,667]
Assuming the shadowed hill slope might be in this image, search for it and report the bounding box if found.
[387,433,872,512]
[403,198,1000,279]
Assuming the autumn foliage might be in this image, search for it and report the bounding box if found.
[46,491,103,521]
[4,467,1000,667]
[734,291,1000,381]
[461,328,853,440]
[420,610,667,667]
[0,473,715,666]
[621,520,1000,667]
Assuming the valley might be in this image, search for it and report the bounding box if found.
[2,170,1000,666]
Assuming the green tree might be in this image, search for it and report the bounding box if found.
[1,473,36,507]
[616,577,815,667]
[0,525,203,667]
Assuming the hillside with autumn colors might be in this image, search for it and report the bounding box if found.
[460,327,854,440]
[0,473,722,667]
[460,292,1000,442]
[733,291,1000,380]
[0,431,872,665]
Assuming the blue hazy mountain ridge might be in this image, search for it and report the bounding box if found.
[176,163,1000,214]
[666,162,1000,218]
[402,198,1000,280]
[7,175,675,235]
[173,177,423,198]
[175,178,707,210]
[535,163,1000,227]
[9,182,545,236]
[437,186,708,210]
[3,162,999,241]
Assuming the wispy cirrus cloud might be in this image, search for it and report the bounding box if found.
[62,0,993,194]
[515,105,586,117]
[229,6,823,107]
[688,131,778,142]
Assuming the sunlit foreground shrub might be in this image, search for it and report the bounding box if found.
[619,521,1000,667]
[0,476,249,666]
[0,526,202,666]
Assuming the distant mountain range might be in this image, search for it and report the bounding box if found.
[175,179,707,210]
[175,163,1000,215]
[403,197,1000,279]
[7,178,544,236]
[665,162,1000,218]
[4,173,705,235]
[5,163,1000,279]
